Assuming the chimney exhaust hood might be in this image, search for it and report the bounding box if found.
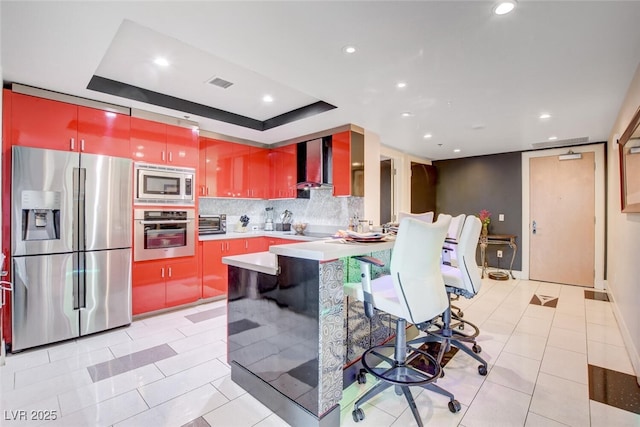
[296,137,332,193]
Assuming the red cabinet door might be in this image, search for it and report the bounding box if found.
[212,140,236,197]
[77,106,130,157]
[244,237,266,253]
[202,240,227,298]
[132,259,166,315]
[280,144,297,198]
[249,147,269,198]
[198,137,210,196]
[166,124,198,168]
[11,93,77,151]
[165,257,200,307]
[332,131,351,196]
[130,117,166,163]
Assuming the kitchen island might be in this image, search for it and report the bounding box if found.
[222,238,394,427]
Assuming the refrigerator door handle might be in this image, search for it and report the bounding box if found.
[77,168,87,251]
[73,253,81,310]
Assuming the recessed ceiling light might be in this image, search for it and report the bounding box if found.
[548,136,558,141]
[539,113,551,119]
[262,95,274,103]
[401,112,413,117]
[396,82,407,89]
[153,57,169,67]
[343,46,356,54]
[453,149,461,153]
[493,0,516,15]
[423,133,433,139]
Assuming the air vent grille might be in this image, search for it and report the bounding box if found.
[208,77,234,89]
[532,136,589,149]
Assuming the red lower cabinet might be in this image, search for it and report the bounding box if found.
[165,257,200,308]
[132,256,200,315]
[132,259,167,315]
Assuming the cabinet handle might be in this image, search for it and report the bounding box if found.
[168,267,172,277]
[162,151,166,162]
[245,240,248,249]
[70,138,75,151]
[206,187,209,196]
[169,152,173,162]
[81,139,85,152]
[221,243,224,251]
[161,267,165,278]
[226,242,230,251]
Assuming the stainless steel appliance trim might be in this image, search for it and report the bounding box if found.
[133,208,196,261]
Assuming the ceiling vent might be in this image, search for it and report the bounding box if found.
[208,77,234,89]
[532,136,589,149]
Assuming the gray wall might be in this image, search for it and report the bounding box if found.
[434,151,522,271]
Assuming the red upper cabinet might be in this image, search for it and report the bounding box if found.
[212,139,236,197]
[248,147,269,198]
[11,93,131,157]
[332,131,351,196]
[11,93,77,151]
[166,124,198,168]
[77,106,130,157]
[269,144,297,199]
[131,117,198,167]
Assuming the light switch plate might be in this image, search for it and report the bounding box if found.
[498,214,504,221]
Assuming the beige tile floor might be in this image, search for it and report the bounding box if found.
[0,278,638,426]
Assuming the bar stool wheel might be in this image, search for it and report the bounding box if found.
[352,408,365,422]
[478,365,488,376]
[472,344,481,353]
[448,400,462,413]
[357,369,367,384]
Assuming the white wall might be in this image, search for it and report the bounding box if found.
[607,61,640,384]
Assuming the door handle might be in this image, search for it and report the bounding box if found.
[168,267,172,277]
[161,267,165,278]
[169,152,173,162]
[532,220,537,235]
[70,138,75,151]
[81,139,85,152]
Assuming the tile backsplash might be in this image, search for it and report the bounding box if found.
[199,188,363,230]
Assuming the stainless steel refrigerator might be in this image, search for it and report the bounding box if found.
[11,146,133,351]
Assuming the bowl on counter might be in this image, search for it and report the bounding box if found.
[292,222,307,235]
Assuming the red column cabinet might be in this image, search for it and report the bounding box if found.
[11,92,130,157]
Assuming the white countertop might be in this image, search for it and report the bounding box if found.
[222,238,395,273]
[270,238,395,262]
[199,230,323,242]
[222,251,279,275]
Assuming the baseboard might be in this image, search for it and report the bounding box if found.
[607,291,640,386]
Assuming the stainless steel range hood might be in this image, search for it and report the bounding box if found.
[296,137,332,191]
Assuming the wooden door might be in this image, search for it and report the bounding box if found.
[529,152,595,286]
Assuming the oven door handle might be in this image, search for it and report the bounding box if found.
[138,219,193,225]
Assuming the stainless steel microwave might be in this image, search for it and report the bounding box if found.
[134,163,195,205]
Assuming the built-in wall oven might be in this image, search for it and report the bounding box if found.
[134,208,196,261]
[135,163,195,205]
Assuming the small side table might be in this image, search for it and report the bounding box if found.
[479,234,517,280]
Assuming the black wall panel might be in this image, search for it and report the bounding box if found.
[434,152,522,271]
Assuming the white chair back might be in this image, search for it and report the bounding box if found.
[443,214,466,266]
[449,215,482,296]
[398,211,434,224]
[390,216,451,324]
